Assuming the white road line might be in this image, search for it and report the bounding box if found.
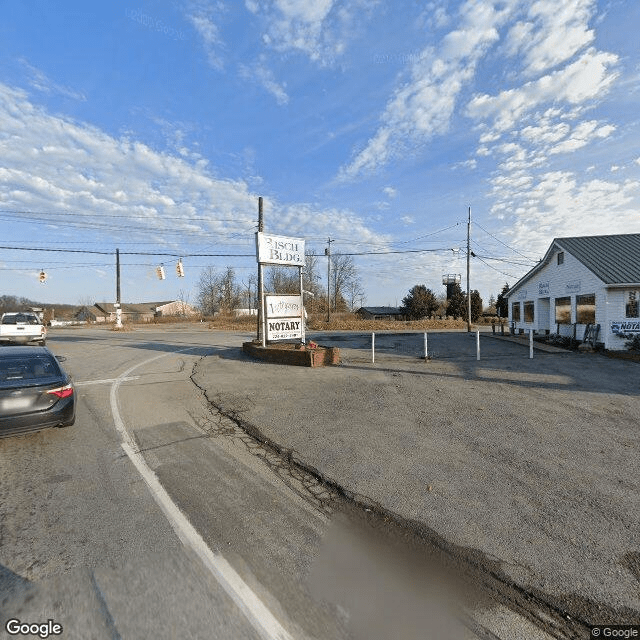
[76,376,139,386]
[110,348,295,640]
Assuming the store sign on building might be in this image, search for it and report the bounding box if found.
[566,280,581,293]
[265,295,303,340]
[516,289,527,300]
[538,281,549,296]
[611,320,640,334]
[256,233,305,266]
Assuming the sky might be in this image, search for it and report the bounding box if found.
[1,0,640,309]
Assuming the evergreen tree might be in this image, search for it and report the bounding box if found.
[496,283,510,318]
[401,285,438,319]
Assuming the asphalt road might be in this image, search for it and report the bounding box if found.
[0,326,348,640]
[3,324,625,639]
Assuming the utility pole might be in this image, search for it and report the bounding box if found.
[115,248,122,328]
[257,197,264,341]
[466,206,471,333]
[325,238,333,323]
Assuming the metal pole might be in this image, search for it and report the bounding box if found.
[529,329,534,359]
[256,197,264,341]
[467,206,471,333]
[476,329,480,360]
[115,248,122,329]
[372,332,375,364]
[299,266,305,344]
[260,264,266,347]
[424,332,428,359]
[326,238,332,323]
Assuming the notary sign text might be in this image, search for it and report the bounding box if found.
[265,295,303,340]
[256,232,305,266]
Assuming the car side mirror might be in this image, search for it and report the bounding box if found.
[55,355,67,362]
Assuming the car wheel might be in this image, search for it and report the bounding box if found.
[40,340,46,346]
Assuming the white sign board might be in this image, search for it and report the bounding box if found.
[265,295,303,340]
[266,295,303,318]
[266,318,303,340]
[256,232,305,266]
[611,320,640,334]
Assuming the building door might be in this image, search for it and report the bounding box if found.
[538,298,550,333]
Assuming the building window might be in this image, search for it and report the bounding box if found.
[555,296,571,324]
[627,291,639,318]
[576,294,596,324]
[512,302,521,322]
[524,301,535,323]
[557,252,564,265]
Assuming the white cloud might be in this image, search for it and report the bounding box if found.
[383,186,396,198]
[340,0,517,179]
[239,58,289,105]
[249,0,369,65]
[504,0,596,76]
[187,3,225,70]
[466,48,619,134]
[0,83,387,252]
[499,172,640,256]
[401,215,415,225]
[19,59,86,101]
[548,120,615,154]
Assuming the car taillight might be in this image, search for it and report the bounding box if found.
[46,384,73,399]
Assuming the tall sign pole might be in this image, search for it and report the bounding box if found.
[467,206,471,333]
[257,197,264,343]
[325,238,333,323]
[115,248,122,328]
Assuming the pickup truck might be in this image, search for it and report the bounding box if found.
[0,312,47,346]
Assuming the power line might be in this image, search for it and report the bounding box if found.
[472,221,537,261]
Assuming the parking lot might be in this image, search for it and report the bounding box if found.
[194,330,640,627]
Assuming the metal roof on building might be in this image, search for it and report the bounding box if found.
[357,306,403,315]
[554,234,640,284]
[508,233,640,296]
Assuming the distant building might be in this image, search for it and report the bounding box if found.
[506,233,640,350]
[356,306,405,320]
[154,301,198,317]
[233,308,258,317]
[82,301,198,323]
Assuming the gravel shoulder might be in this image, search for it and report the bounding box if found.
[192,332,640,626]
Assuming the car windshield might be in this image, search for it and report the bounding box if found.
[0,355,61,383]
[2,314,41,325]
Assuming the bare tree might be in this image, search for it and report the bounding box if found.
[242,274,258,311]
[176,288,191,316]
[197,266,240,315]
[265,265,299,294]
[197,267,219,316]
[330,254,361,312]
[345,278,365,311]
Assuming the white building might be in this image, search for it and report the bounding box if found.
[507,234,640,350]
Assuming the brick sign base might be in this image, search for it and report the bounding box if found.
[242,341,340,367]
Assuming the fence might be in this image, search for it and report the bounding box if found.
[312,330,536,363]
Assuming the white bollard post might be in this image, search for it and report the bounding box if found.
[424,332,428,359]
[529,329,534,359]
[372,332,375,364]
[476,329,480,361]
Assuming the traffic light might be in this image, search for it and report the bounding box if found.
[39,270,47,284]
[156,265,166,280]
[176,259,185,278]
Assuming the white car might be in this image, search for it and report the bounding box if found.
[0,312,47,346]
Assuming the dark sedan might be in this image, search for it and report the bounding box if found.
[0,346,75,437]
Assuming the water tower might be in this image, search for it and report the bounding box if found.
[442,274,461,299]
